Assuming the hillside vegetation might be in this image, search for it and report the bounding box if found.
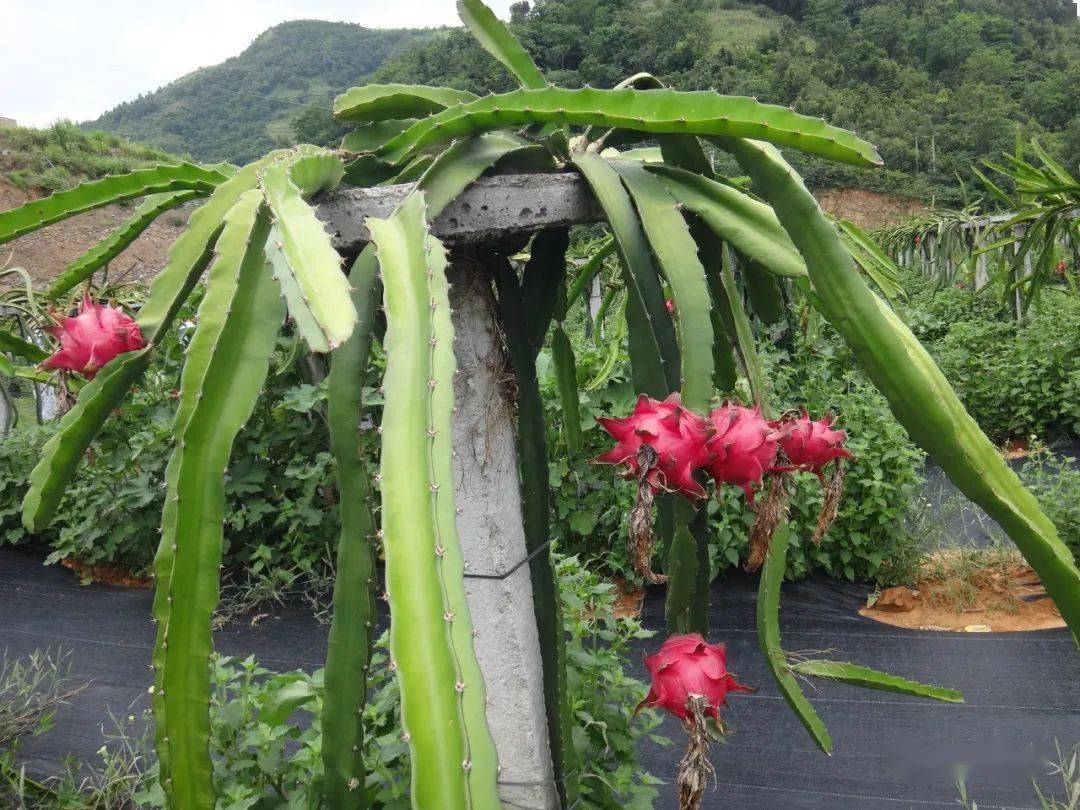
[88,21,438,165]
[82,0,1080,201]
[373,0,1079,202]
[0,123,187,289]
[1,122,176,194]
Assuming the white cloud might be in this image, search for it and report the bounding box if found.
[0,0,516,127]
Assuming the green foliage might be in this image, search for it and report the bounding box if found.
[543,297,925,586]
[129,552,661,809]
[89,22,439,164]
[555,554,667,809]
[375,0,1080,203]
[902,279,1080,443]
[0,326,348,580]
[1,122,176,192]
[136,656,336,810]
[1022,447,1080,565]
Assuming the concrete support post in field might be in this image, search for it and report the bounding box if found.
[0,382,12,435]
[447,264,560,810]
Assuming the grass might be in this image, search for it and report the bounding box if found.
[1,121,179,193]
[958,741,1080,810]
[633,0,781,51]
[0,648,148,809]
[920,547,1027,616]
[0,649,86,747]
[706,6,782,49]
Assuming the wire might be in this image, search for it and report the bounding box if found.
[462,538,555,580]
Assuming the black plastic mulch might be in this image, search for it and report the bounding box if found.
[1,543,1077,809]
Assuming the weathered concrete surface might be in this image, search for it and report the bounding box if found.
[317,173,602,248]
[447,261,559,810]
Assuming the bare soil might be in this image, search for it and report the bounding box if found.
[815,187,926,230]
[861,562,1065,632]
[60,556,152,588]
[0,178,190,291]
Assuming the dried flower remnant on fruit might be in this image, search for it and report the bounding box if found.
[640,634,753,810]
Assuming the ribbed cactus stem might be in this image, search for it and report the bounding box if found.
[152,189,286,807]
[323,246,381,809]
[369,192,499,810]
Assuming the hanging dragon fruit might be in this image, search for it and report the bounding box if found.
[41,296,147,380]
[593,396,854,578]
[639,634,754,810]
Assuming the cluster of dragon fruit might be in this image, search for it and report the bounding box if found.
[593,393,854,578]
[597,395,855,805]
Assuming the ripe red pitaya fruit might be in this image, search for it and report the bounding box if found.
[778,410,853,481]
[703,403,780,502]
[638,634,753,721]
[594,393,713,500]
[639,634,754,810]
[41,296,147,379]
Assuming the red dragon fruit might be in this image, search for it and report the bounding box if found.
[703,403,780,502]
[639,634,754,810]
[778,410,854,480]
[594,393,713,500]
[41,295,147,380]
[638,634,753,721]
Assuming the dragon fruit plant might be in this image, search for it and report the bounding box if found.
[0,0,1076,807]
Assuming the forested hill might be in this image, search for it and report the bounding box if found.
[372,0,1079,202]
[87,21,438,165]
[90,1,1078,203]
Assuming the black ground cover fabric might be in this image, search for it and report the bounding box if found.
[1,543,1076,808]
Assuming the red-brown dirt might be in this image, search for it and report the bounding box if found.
[815,187,926,230]
[1,179,190,291]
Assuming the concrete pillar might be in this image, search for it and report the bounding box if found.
[974,251,988,291]
[1013,225,1029,319]
[447,264,559,810]
[36,382,61,422]
[0,382,13,435]
[588,276,603,339]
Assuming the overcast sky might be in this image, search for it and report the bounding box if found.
[1,0,516,127]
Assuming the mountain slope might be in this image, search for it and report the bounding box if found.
[1,123,189,289]
[88,21,438,164]
[374,0,1079,203]
[88,1,1079,202]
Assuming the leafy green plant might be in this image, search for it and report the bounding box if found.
[545,314,925,586]
[902,281,1080,443]
[1023,447,1080,565]
[556,554,667,808]
[133,552,660,809]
